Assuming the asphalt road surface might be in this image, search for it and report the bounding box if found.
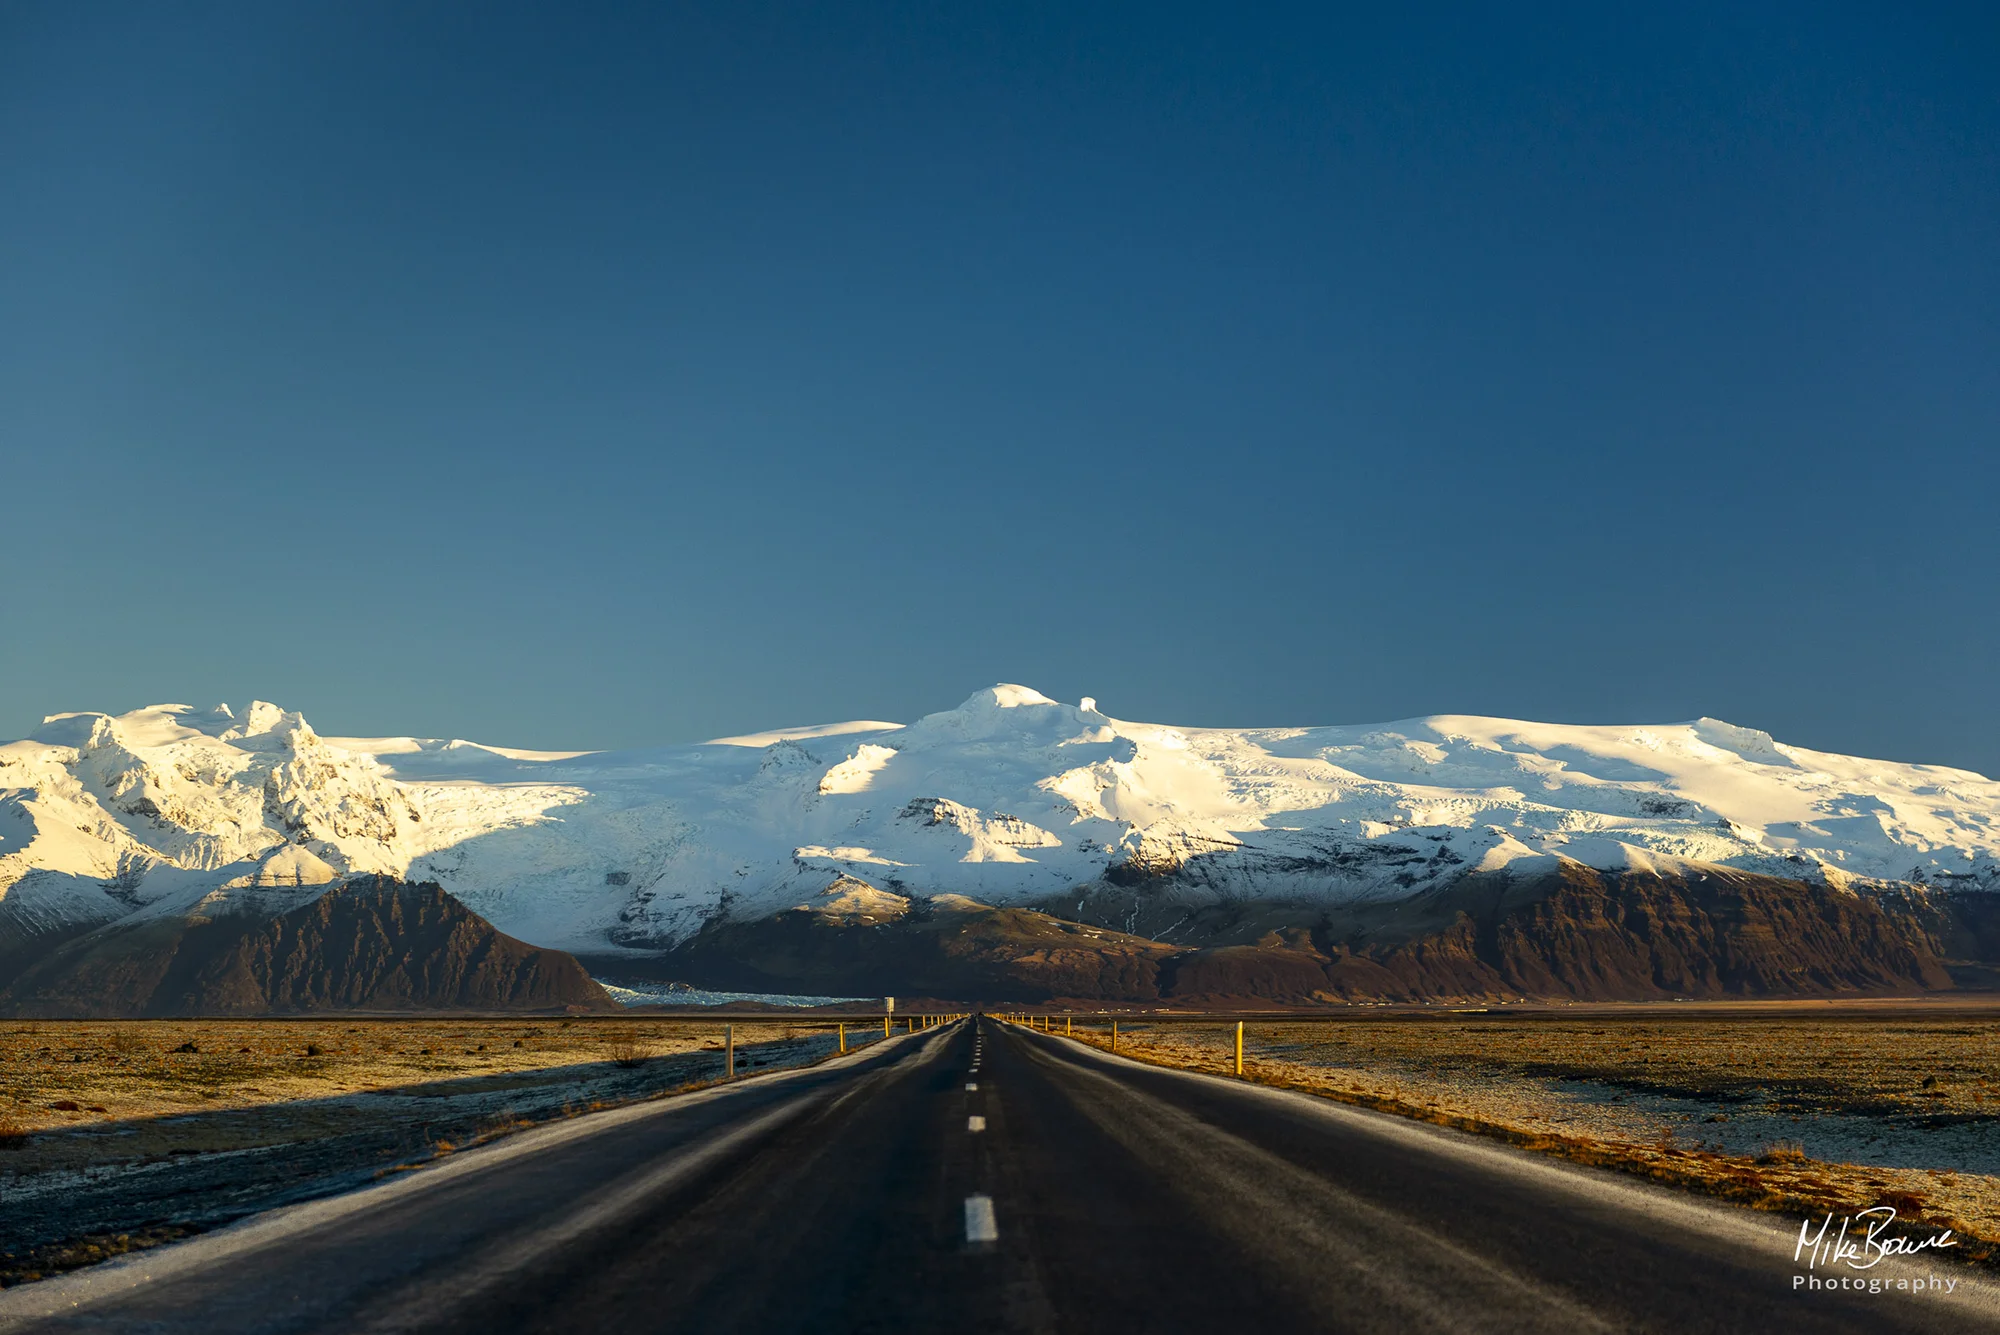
[3,1017,1996,1334]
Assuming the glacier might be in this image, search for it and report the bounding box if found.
[2,685,1996,957]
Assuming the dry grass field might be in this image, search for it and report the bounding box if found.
[1058,1010,2000,1266]
[0,1016,877,1285]
[13,1008,1999,1288]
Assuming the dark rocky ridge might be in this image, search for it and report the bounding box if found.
[590,900,1176,1004]
[0,877,615,1017]
[10,862,1996,1014]
[1158,862,1959,1004]
[624,862,1994,1005]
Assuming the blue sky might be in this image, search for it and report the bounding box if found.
[3,3,1995,771]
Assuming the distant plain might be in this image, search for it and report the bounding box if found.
[0,1018,861,1285]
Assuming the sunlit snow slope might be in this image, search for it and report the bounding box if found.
[2,687,1995,955]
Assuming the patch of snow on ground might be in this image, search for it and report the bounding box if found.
[596,981,871,1008]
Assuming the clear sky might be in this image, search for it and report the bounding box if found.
[3,3,1995,772]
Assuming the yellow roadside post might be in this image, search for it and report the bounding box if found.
[1111,1019,1118,1051]
[838,1022,846,1055]
[1065,1016,1072,1036]
[725,1023,735,1079]
[1235,1021,1244,1076]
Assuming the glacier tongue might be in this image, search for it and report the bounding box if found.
[2,685,1997,956]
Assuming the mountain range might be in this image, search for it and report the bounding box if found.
[3,685,1997,1010]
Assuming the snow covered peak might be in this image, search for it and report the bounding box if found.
[0,700,581,937]
[968,684,1060,710]
[3,689,1997,958]
[906,684,1105,745]
[220,700,299,740]
[31,701,306,751]
[1689,717,1790,765]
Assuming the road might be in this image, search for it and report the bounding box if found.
[3,1017,1996,1334]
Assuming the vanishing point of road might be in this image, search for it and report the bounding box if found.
[2,1018,1995,1334]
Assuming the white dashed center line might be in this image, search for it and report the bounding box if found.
[967,1115,987,1132]
[964,1194,999,1243]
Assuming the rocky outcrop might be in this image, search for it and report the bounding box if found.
[1133,864,1963,1004]
[595,898,1176,1004]
[1213,863,1957,1003]
[623,863,1980,1006]
[0,877,615,1017]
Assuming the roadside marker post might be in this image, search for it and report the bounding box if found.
[1111,1019,1118,1052]
[838,1022,846,1055]
[1235,1021,1244,1077]
[1065,1017,1071,1036]
[725,1024,735,1080]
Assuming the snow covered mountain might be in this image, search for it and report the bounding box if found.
[3,685,1996,960]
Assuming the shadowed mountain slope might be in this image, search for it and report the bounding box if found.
[616,863,1974,1006]
[0,877,614,1017]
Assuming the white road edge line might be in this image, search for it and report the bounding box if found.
[964,1194,999,1243]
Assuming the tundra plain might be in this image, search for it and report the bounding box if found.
[7,1007,2000,1294]
[0,1017,866,1285]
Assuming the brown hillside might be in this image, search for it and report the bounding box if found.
[624,864,1973,1005]
[0,877,615,1017]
